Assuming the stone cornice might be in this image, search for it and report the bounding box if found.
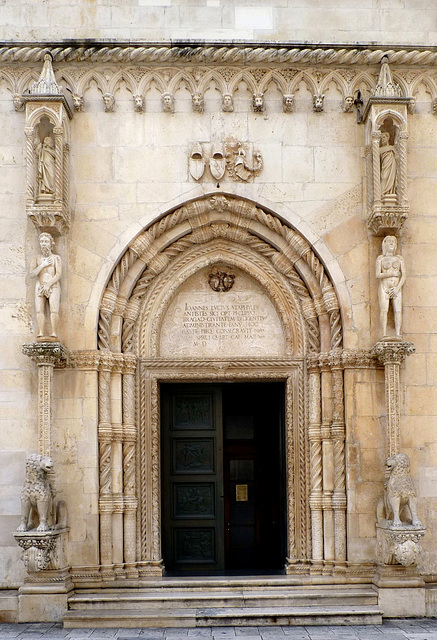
[0,42,436,66]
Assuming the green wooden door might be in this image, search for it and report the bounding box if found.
[161,384,224,572]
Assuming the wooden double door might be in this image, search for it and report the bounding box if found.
[161,382,286,574]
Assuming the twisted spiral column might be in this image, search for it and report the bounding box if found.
[98,354,113,567]
[53,127,63,204]
[308,367,323,564]
[330,354,347,565]
[122,356,138,574]
[399,131,409,206]
[372,131,382,207]
[25,127,35,205]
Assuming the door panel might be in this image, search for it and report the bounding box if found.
[161,385,223,572]
[161,382,285,574]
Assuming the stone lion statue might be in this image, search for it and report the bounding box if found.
[377,453,421,527]
[17,454,67,532]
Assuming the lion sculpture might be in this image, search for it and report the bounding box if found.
[17,454,67,532]
[377,453,421,527]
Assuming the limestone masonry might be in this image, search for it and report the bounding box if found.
[0,0,437,627]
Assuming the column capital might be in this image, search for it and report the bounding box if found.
[372,339,415,366]
[22,341,69,367]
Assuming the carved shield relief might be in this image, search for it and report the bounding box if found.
[209,143,226,181]
[189,143,205,181]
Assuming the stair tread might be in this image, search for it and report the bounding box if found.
[65,605,382,617]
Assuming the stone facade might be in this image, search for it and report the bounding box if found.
[1,1,437,624]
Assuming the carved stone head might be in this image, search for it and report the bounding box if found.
[283,94,294,113]
[72,93,84,112]
[192,93,204,113]
[161,92,174,113]
[12,93,25,112]
[381,235,397,256]
[39,232,55,255]
[222,93,234,112]
[313,94,324,112]
[252,92,264,112]
[133,94,145,112]
[103,93,115,112]
[343,95,354,112]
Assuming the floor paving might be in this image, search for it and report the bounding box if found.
[0,621,437,640]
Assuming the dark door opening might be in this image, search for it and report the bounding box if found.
[161,382,286,574]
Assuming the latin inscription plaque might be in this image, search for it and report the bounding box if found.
[160,268,285,357]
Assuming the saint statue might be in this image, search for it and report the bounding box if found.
[376,235,406,338]
[36,136,56,198]
[379,131,397,198]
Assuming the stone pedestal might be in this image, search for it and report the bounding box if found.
[14,528,72,622]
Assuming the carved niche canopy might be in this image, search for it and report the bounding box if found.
[23,54,73,236]
[363,57,413,237]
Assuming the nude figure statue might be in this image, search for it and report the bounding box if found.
[30,232,62,339]
[376,235,406,338]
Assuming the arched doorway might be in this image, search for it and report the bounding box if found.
[96,194,346,578]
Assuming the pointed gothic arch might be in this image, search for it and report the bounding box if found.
[95,194,348,577]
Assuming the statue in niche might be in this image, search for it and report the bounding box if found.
[379,130,397,198]
[36,135,56,198]
[31,232,62,340]
[222,93,234,112]
[376,235,405,338]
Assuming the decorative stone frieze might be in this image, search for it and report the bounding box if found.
[15,529,69,573]
[22,54,72,236]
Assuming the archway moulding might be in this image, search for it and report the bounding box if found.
[96,193,349,355]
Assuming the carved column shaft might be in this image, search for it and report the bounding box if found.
[321,368,335,561]
[122,360,137,570]
[53,127,63,204]
[25,127,35,204]
[22,343,68,458]
[372,131,382,206]
[398,131,408,207]
[111,368,123,566]
[38,362,54,457]
[308,370,323,562]
[98,360,113,567]
[331,364,347,564]
[385,361,400,457]
[373,341,415,458]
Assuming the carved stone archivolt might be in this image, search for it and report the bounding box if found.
[90,194,353,579]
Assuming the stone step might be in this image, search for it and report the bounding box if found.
[63,604,383,628]
[68,587,378,611]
